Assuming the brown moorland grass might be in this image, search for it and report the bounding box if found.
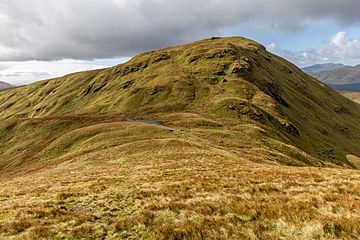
[341,91,360,104]
[1,137,360,239]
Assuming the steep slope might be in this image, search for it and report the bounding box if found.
[302,63,345,75]
[2,36,360,239]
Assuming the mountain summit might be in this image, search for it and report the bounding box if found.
[1,37,360,168]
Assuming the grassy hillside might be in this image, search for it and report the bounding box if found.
[1,37,360,239]
[1,37,360,167]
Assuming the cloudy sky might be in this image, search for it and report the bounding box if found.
[1,0,360,85]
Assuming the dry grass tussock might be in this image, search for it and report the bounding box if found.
[341,91,360,104]
[1,132,360,239]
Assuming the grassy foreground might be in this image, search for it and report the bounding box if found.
[1,133,360,239]
[0,120,360,239]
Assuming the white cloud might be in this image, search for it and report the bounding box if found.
[330,32,346,47]
[0,58,129,85]
[270,32,360,66]
[0,0,360,61]
[267,43,277,52]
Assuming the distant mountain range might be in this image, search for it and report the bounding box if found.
[302,63,345,75]
[0,81,13,90]
[303,64,360,92]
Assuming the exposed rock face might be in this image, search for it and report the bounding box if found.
[114,61,149,77]
[283,122,300,137]
[150,52,171,64]
[231,57,252,76]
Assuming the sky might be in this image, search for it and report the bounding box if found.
[1,0,360,85]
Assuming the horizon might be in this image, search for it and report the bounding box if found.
[2,51,360,87]
[1,0,360,85]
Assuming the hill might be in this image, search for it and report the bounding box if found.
[304,64,360,91]
[312,65,360,85]
[302,63,344,74]
[0,81,13,90]
[1,37,360,239]
[1,37,360,166]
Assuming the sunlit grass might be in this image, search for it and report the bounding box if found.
[341,91,360,104]
[1,143,360,239]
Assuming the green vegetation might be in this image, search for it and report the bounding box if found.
[1,37,360,239]
[1,37,360,168]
